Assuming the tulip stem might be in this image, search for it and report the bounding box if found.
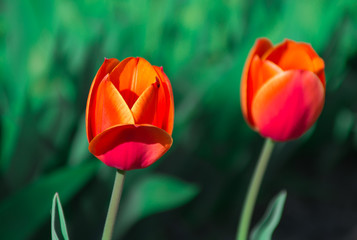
[102,169,126,240]
[236,138,275,240]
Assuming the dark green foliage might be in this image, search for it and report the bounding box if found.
[0,0,357,239]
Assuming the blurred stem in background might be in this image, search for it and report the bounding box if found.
[236,139,275,240]
[102,170,126,240]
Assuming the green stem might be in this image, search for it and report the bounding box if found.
[102,169,126,240]
[236,138,275,240]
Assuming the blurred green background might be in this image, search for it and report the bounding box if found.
[1,0,357,239]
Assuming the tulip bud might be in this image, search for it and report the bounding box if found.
[86,57,174,170]
[241,38,325,141]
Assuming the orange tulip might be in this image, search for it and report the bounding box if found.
[241,38,325,141]
[86,57,174,170]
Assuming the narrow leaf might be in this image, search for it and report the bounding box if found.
[51,193,69,240]
[51,194,59,240]
[250,190,287,240]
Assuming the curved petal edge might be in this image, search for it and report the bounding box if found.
[251,70,325,141]
[88,124,173,170]
[241,38,273,127]
[86,58,120,141]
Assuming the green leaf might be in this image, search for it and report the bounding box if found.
[0,162,99,240]
[115,174,199,238]
[250,191,287,240]
[51,193,70,240]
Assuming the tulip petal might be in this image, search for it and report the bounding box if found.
[94,75,134,137]
[250,56,283,101]
[251,70,325,141]
[88,124,173,170]
[312,57,325,87]
[241,38,273,127]
[86,58,120,141]
[153,66,174,135]
[109,57,137,106]
[109,57,159,108]
[264,40,313,70]
[299,43,325,82]
[262,40,325,84]
[263,40,326,87]
[131,81,159,125]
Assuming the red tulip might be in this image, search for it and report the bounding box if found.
[241,38,325,141]
[86,57,174,170]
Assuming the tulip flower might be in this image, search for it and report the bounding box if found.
[86,57,174,170]
[240,38,325,141]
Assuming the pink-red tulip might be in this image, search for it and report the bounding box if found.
[241,38,325,141]
[86,57,174,170]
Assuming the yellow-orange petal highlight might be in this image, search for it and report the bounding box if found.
[94,75,134,137]
[86,57,174,170]
[110,57,159,109]
[86,58,120,141]
[241,38,326,141]
[131,81,160,125]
